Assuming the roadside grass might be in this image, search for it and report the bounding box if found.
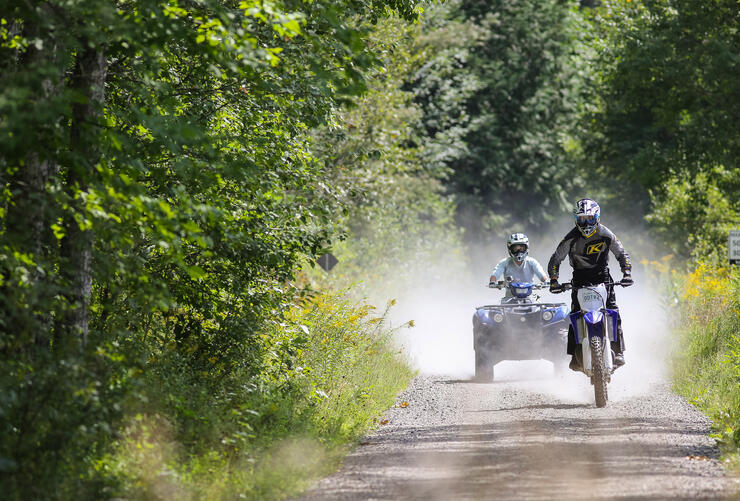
[98,291,415,500]
[670,263,740,468]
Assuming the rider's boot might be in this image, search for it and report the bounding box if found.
[613,353,625,367]
[611,340,625,368]
[569,354,581,371]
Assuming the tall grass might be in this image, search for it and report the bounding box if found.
[97,292,415,500]
[670,263,740,460]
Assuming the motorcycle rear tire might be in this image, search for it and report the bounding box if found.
[475,350,494,382]
[590,336,608,408]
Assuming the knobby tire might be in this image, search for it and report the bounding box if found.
[590,336,608,408]
[475,350,494,382]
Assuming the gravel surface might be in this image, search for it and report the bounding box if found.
[298,364,739,500]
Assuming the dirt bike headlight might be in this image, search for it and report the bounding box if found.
[493,313,504,323]
[542,310,553,322]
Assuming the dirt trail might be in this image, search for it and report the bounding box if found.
[298,368,739,500]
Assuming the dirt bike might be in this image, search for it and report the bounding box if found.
[472,277,570,382]
[553,280,629,408]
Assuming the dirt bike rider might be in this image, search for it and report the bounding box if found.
[489,233,549,298]
[548,198,633,370]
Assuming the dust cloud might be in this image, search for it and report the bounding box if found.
[300,212,717,501]
[380,216,672,403]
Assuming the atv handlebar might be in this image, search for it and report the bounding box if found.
[488,281,548,290]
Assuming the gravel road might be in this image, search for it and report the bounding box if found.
[298,363,739,500]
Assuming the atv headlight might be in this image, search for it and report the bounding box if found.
[493,313,504,323]
[542,310,553,322]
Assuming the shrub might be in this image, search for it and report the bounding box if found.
[670,263,740,458]
[95,291,414,500]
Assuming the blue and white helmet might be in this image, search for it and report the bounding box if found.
[507,233,529,262]
[574,198,600,237]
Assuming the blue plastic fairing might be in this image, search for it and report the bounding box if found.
[543,305,569,324]
[605,308,619,342]
[584,310,603,325]
[570,310,606,342]
[586,314,604,339]
[509,282,533,298]
[474,308,500,327]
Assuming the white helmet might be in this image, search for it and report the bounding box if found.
[507,233,529,262]
[573,198,601,237]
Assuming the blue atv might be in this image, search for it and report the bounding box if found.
[472,278,570,382]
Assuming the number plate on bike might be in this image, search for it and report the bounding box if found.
[577,285,608,312]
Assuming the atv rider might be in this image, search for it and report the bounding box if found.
[489,233,549,298]
[548,198,633,370]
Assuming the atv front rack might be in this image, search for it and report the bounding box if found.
[475,303,567,310]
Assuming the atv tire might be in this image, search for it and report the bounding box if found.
[475,349,494,382]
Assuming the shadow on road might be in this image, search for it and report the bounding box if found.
[298,416,733,501]
[469,402,590,411]
[438,378,504,385]
[439,378,552,385]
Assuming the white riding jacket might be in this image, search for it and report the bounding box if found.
[491,256,548,294]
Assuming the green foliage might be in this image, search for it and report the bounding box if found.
[0,0,419,498]
[671,265,740,458]
[96,292,413,500]
[578,0,740,264]
[646,167,740,263]
[307,16,467,294]
[585,0,740,193]
[411,0,588,233]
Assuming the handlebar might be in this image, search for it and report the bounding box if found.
[550,279,632,294]
[488,281,548,290]
[550,283,572,294]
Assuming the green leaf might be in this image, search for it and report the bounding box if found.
[187,265,207,280]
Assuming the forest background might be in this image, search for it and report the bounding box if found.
[1,0,739,499]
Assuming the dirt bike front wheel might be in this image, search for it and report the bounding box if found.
[590,336,608,408]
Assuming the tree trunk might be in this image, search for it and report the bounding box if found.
[3,14,62,349]
[56,44,107,351]
[6,154,55,260]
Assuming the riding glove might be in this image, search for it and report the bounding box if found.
[621,274,634,286]
[549,279,561,293]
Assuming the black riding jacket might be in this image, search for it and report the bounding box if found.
[547,225,631,286]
